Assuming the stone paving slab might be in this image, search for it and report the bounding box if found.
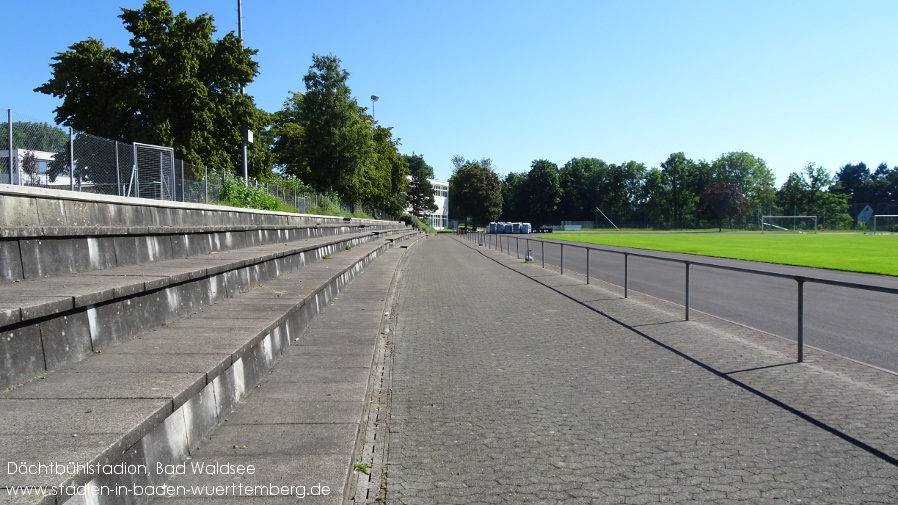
[384,235,898,504]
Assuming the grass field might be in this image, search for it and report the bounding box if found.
[541,231,898,276]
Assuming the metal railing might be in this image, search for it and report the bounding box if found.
[464,231,898,364]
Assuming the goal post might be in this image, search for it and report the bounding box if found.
[761,216,817,234]
[868,215,898,235]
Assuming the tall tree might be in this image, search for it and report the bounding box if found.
[660,152,697,228]
[698,181,747,232]
[404,153,435,180]
[526,159,561,225]
[35,0,261,175]
[402,152,436,218]
[711,151,776,216]
[296,54,373,199]
[449,157,502,230]
[560,158,604,220]
[500,172,529,221]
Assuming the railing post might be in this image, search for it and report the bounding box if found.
[541,241,545,269]
[516,237,519,259]
[797,277,805,362]
[624,253,629,298]
[560,243,564,275]
[685,262,691,321]
[586,248,590,284]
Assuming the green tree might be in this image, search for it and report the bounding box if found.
[403,152,436,218]
[711,152,776,216]
[500,172,529,222]
[559,158,604,220]
[449,157,502,230]
[404,153,435,180]
[778,163,851,229]
[660,152,698,228]
[296,54,373,200]
[526,159,561,225]
[35,0,260,175]
[777,172,807,214]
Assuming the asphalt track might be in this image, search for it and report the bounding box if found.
[485,233,898,373]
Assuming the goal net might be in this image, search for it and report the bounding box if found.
[761,216,817,234]
[867,215,898,235]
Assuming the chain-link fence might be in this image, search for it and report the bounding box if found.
[2,109,382,216]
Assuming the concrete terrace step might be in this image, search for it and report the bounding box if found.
[145,236,416,504]
[0,232,417,505]
[1,184,399,283]
[0,227,411,390]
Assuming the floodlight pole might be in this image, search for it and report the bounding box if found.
[371,95,379,119]
[238,0,248,181]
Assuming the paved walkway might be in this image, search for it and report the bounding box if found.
[384,235,898,504]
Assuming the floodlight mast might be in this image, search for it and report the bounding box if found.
[371,95,379,119]
[239,0,248,181]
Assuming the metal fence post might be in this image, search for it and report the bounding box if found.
[516,237,519,259]
[797,277,805,362]
[7,110,13,185]
[69,128,75,191]
[685,262,691,321]
[541,241,545,269]
[560,243,564,275]
[586,248,590,284]
[114,141,122,196]
[204,166,208,204]
[180,160,185,202]
[624,253,629,298]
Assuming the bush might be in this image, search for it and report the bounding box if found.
[219,174,281,211]
[400,214,436,234]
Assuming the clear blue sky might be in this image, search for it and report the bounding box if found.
[2,1,896,185]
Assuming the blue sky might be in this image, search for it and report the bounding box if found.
[2,1,896,185]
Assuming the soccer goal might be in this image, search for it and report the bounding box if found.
[761,216,817,234]
[867,215,898,235]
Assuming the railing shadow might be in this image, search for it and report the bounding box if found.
[460,236,898,469]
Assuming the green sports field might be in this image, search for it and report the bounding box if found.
[541,232,898,277]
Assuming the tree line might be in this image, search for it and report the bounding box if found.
[457,151,898,231]
[32,0,437,219]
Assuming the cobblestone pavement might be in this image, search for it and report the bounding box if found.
[384,235,898,504]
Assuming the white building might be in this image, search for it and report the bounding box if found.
[1,149,73,188]
[427,179,449,229]
[406,177,449,229]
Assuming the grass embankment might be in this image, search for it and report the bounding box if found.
[543,231,898,276]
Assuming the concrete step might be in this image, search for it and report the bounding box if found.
[0,227,412,390]
[1,184,399,283]
[0,232,417,504]
[143,236,415,504]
